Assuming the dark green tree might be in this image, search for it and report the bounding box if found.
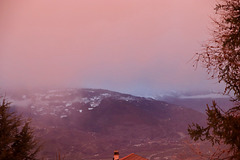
[188,0,240,159]
[0,98,40,160]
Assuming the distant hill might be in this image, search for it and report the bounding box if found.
[6,88,207,160]
[161,95,234,113]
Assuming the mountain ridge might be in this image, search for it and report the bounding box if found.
[4,88,207,160]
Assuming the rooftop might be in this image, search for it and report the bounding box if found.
[120,153,148,160]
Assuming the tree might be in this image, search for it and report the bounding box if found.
[188,0,240,159]
[0,98,40,160]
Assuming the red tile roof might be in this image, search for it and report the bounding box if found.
[120,153,148,160]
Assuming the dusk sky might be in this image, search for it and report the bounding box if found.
[0,0,224,96]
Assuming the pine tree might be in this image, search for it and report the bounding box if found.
[0,98,40,160]
[188,0,240,159]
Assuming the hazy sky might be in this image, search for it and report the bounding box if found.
[0,0,224,96]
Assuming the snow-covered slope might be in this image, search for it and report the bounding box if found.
[8,88,154,118]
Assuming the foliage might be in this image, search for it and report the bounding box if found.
[189,0,240,159]
[189,101,240,159]
[0,98,40,160]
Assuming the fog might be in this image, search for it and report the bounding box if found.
[0,0,223,96]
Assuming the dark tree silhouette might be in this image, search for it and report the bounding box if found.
[0,98,40,160]
[188,0,240,159]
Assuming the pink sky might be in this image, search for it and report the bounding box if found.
[0,0,223,95]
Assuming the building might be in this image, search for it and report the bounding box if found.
[113,151,148,160]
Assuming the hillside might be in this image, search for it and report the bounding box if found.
[7,88,207,160]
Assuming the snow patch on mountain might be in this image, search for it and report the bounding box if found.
[66,103,72,107]
[60,115,68,118]
[118,96,136,101]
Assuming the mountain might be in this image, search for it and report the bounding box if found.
[6,88,207,160]
[159,92,234,113]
